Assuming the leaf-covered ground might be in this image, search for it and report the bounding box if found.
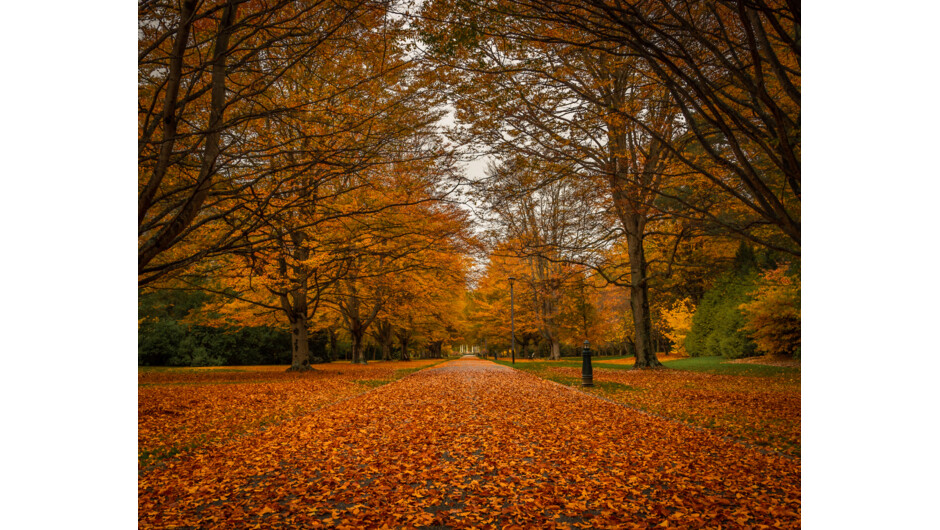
[139,360,442,468]
[513,361,800,457]
[139,358,800,528]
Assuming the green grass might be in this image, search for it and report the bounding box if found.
[392,366,430,379]
[494,360,574,383]
[494,359,640,372]
[559,355,633,361]
[663,356,799,377]
[494,360,642,400]
[496,355,798,378]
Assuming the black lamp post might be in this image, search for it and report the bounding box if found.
[508,276,516,364]
[581,340,593,387]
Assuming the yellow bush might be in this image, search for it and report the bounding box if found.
[661,298,695,356]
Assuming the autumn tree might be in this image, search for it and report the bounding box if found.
[138,0,438,284]
[419,3,704,366]
[319,140,472,364]
[465,250,540,356]
[163,1,466,370]
[739,265,800,358]
[420,0,800,253]
[329,198,472,364]
[471,156,607,359]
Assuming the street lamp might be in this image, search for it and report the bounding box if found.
[508,276,516,364]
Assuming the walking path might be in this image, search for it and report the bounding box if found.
[139,357,800,528]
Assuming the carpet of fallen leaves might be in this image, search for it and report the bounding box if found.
[139,360,442,468]
[546,366,801,457]
[139,358,799,529]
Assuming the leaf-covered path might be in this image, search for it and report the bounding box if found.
[139,357,800,528]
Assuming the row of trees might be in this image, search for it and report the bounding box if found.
[462,240,799,362]
[139,0,477,369]
[416,0,800,366]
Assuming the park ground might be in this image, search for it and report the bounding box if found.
[139,355,800,528]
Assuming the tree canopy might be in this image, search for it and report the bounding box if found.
[140,0,801,368]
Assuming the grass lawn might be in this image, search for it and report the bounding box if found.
[663,355,800,377]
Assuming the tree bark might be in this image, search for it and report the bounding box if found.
[370,320,393,361]
[397,330,411,361]
[606,130,664,370]
[351,329,366,364]
[287,314,313,371]
[327,326,338,361]
[625,227,662,369]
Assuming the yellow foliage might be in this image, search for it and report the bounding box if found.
[660,298,695,356]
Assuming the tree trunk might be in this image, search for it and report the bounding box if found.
[327,326,338,361]
[372,320,393,361]
[550,340,561,361]
[287,315,313,371]
[625,229,662,369]
[351,331,367,364]
[397,330,411,361]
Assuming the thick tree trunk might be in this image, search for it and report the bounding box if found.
[351,331,367,364]
[625,229,662,369]
[371,320,393,361]
[396,330,411,361]
[287,315,313,371]
[550,340,561,361]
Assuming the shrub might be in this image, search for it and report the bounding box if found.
[139,288,293,366]
[138,319,187,366]
[685,267,758,359]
